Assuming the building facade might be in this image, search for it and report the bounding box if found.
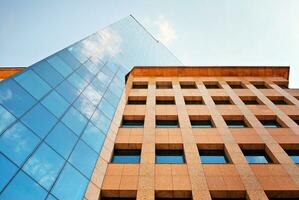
[94,66,299,200]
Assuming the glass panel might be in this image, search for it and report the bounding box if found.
[14,69,51,100]
[0,79,36,117]
[286,150,299,164]
[214,100,231,105]
[90,110,111,133]
[67,72,88,92]
[83,59,99,74]
[32,60,64,87]
[191,120,213,128]
[62,107,88,136]
[45,122,78,159]
[69,140,98,177]
[156,99,175,105]
[156,150,185,163]
[0,122,40,166]
[23,143,65,189]
[103,89,121,107]
[81,122,105,153]
[46,194,58,200]
[226,120,247,128]
[180,82,197,89]
[271,99,287,105]
[0,105,16,134]
[98,98,115,119]
[21,104,57,138]
[47,55,73,77]
[91,77,106,93]
[83,85,102,106]
[41,91,70,118]
[57,49,82,70]
[73,94,96,119]
[52,163,88,200]
[127,99,146,105]
[243,150,272,163]
[97,71,112,86]
[0,171,47,200]
[76,65,93,81]
[199,150,229,164]
[0,154,18,190]
[156,120,179,128]
[56,80,80,104]
[122,120,144,128]
[243,100,259,105]
[260,120,281,128]
[205,84,220,89]
[111,149,141,163]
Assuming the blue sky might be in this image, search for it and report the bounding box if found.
[0,0,298,87]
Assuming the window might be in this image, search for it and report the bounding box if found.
[191,119,214,128]
[127,97,146,105]
[294,119,299,126]
[156,119,179,128]
[270,98,289,105]
[285,150,299,163]
[225,120,247,128]
[228,82,245,89]
[199,150,229,164]
[252,82,270,89]
[156,81,172,89]
[184,96,204,104]
[156,150,185,163]
[180,81,197,89]
[122,119,144,128]
[241,97,261,105]
[111,149,141,163]
[101,198,136,200]
[242,150,273,163]
[259,120,281,128]
[132,82,148,89]
[204,82,221,89]
[213,97,232,105]
[156,96,175,105]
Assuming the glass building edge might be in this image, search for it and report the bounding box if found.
[0,15,182,199]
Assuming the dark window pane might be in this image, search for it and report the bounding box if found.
[14,69,51,100]
[52,163,88,200]
[0,79,36,117]
[271,99,287,105]
[199,150,229,164]
[45,122,78,159]
[180,82,197,89]
[205,84,220,89]
[0,122,40,166]
[254,84,268,89]
[260,120,281,128]
[229,84,244,89]
[132,82,148,89]
[156,99,175,105]
[214,99,232,105]
[243,100,259,105]
[156,82,172,89]
[32,61,64,87]
[156,120,179,128]
[23,143,65,189]
[184,98,203,105]
[112,149,141,163]
[122,120,144,128]
[156,150,185,163]
[226,120,247,128]
[0,171,47,200]
[286,150,299,163]
[191,120,213,128]
[294,120,299,126]
[128,99,146,105]
[21,103,57,138]
[243,150,272,163]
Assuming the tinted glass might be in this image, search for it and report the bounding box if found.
[0,171,47,200]
[41,90,70,118]
[0,154,18,190]
[45,122,78,159]
[0,105,16,134]
[191,120,213,128]
[0,122,40,166]
[14,69,51,100]
[156,120,179,128]
[185,99,203,105]
[229,84,244,89]
[67,72,88,92]
[73,94,96,119]
[98,98,115,119]
[0,79,36,117]
[111,149,141,163]
[57,49,81,70]
[69,140,98,177]
[214,100,231,105]
[286,150,299,163]
[23,143,64,189]
[56,80,79,103]
[132,83,148,89]
[260,120,281,128]
[21,103,57,138]
[47,55,73,77]
[122,120,144,128]
[199,150,229,163]
[62,107,88,136]
[180,83,197,89]
[156,99,175,105]
[156,150,185,163]
[242,99,259,105]
[254,84,268,89]
[205,84,220,89]
[83,85,102,106]
[90,110,111,133]
[271,99,287,105]
[243,150,272,163]
[226,120,247,128]
[52,163,88,200]
[81,122,105,153]
[127,99,146,105]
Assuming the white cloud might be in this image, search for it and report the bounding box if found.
[154,16,177,45]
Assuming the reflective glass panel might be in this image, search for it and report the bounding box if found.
[0,79,36,117]
[286,150,299,164]
[45,122,78,159]
[225,120,247,128]
[52,163,88,200]
[91,110,111,133]
[67,72,88,92]
[156,150,185,164]
[98,98,115,119]
[83,85,102,106]
[57,49,81,70]
[41,91,70,118]
[260,120,281,128]
[81,122,105,153]
[73,94,95,119]
[111,149,141,163]
[23,143,65,189]
[69,140,98,177]
[191,120,213,128]
[0,105,16,134]
[14,69,51,99]
[199,150,229,164]
[0,171,47,200]
[56,80,79,104]
[0,122,40,166]
[21,104,57,138]
[62,107,88,136]
[47,55,73,77]
[243,150,272,163]
[0,154,18,190]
